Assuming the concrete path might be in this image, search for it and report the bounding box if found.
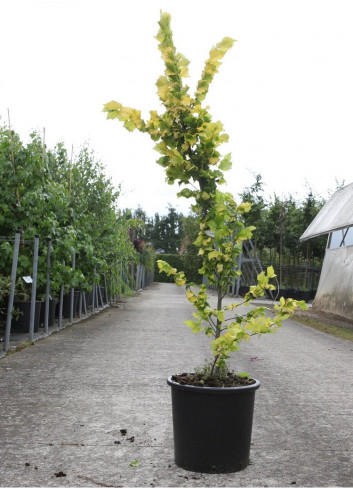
[0,283,352,487]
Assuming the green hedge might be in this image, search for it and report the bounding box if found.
[154,253,203,284]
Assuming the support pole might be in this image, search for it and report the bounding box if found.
[58,261,65,328]
[97,281,103,307]
[29,235,39,341]
[92,266,96,312]
[70,251,75,323]
[4,230,21,352]
[44,238,51,334]
[78,290,82,318]
[103,273,108,304]
[142,265,146,288]
[82,291,87,316]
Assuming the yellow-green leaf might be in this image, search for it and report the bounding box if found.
[218,154,232,171]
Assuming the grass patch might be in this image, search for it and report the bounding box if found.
[7,340,35,355]
[293,316,353,342]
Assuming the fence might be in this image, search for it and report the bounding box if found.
[202,238,321,301]
[135,264,154,290]
[0,231,153,354]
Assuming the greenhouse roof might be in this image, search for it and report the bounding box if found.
[300,182,353,241]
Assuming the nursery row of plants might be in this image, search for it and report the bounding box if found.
[0,122,154,328]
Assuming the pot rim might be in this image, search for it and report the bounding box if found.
[167,375,260,394]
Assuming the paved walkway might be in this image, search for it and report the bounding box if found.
[0,283,352,487]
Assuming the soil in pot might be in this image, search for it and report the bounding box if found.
[172,372,256,388]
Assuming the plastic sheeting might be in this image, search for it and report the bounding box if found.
[300,182,353,241]
[313,246,353,320]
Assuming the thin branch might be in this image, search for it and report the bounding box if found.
[208,315,217,329]
[210,354,219,376]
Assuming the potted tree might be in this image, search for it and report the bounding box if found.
[104,12,306,473]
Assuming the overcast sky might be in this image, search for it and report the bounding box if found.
[1,0,352,216]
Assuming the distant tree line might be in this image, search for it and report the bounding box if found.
[130,174,342,287]
[238,174,327,267]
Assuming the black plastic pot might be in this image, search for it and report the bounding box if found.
[292,290,312,302]
[58,292,79,318]
[238,285,250,296]
[85,291,92,308]
[167,376,260,473]
[40,299,58,327]
[11,301,42,333]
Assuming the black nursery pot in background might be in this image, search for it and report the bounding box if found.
[40,299,57,327]
[56,292,79,318]
[167,376,260,473]
[11,301,42,333]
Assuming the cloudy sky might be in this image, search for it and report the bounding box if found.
[1,0,353,216]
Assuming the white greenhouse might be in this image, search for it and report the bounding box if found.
[300,182,353,320]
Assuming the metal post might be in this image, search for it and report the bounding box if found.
[4,230,21,352]
[135,265,139,290]
[98,282,103,307]
[103,273,108,304]
[70,252,75,323]
[29,235,39,341]
[131,263,135,290]
[82,291,87,315]
[92,267,96,312]
[108,271,112,304]
[44,238,51,334]
[78,290,82,318]
[140,265,143,289]
[91,285,95,312]
[58,261,64,328]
